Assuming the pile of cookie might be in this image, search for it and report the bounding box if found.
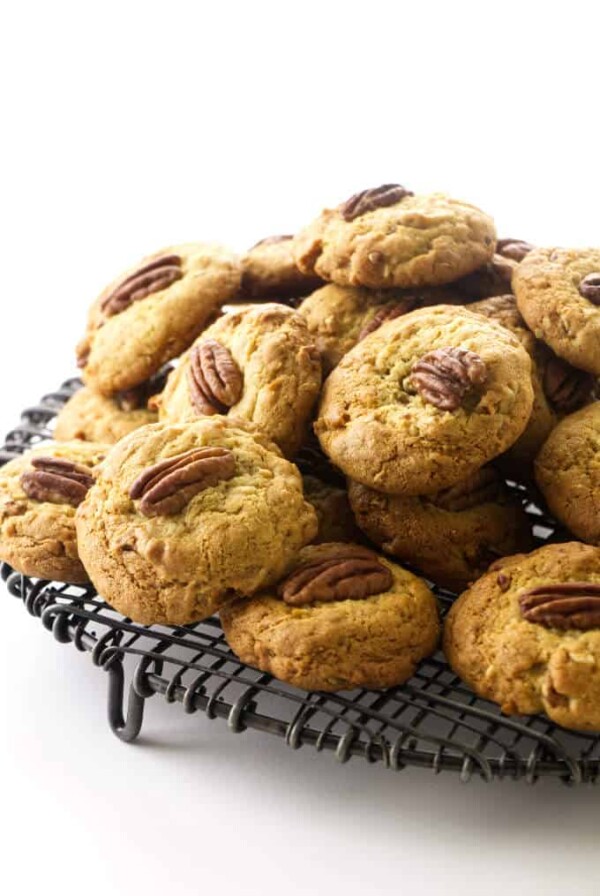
[3,184,600,732]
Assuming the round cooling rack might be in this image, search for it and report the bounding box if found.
[2,378,600,785]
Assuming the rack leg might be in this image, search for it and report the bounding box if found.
[106,660,145,742]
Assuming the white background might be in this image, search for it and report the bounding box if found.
[1,2,599,894]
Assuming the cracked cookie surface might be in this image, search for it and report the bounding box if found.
[315,305,534,495]
[75,418,318,625]
[157,303,322,457]
[294,190,496,288]
[77,243,241,395]
[0,441,107,583]
[221,542,440,691]
[444,542,600,731]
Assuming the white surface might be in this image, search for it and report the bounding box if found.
[1,3,600,895]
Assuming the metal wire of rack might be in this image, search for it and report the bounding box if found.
[2,378,600,785]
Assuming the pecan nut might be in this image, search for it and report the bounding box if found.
[542,355,594,413]
[578,273,600,305]
[21,457,95,507]
[519,582,600,630]
[187,340,243,416]
[129,446,236,517]
[249,234,293,249]
[101,254,183,317]
[433,466,500,512]
[408,347,487,412]
[340,184,413,222]
[358,298,418,340]
[495,238,535,262]
[278,546,393,606]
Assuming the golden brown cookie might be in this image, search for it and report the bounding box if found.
[77,243,240,395]
[294,186,496,289]
[240,235,323,303]
[315,305,534,495]
[221,542,440,691]
[535,403,600,544]
[299,283,463,374]
[348,466,534,592]
[302,475,362,545]
[444,542,600,731]
[514,248,600,375]
[157,304,322,457]
[76,418,318,625]
[0,441,107,583]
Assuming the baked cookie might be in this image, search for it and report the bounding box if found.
[53,368,170,443]
[302,475,362,545]
[315,305,534,495]
[221,542,440,691]
[157,304,322,457]
[76,418,318,625]
[294,186,496,288]
[469,295,595,472]
[299,283,463,374]
[0,441,107,583]
[348,466,534,592]
[514,248,600,375]
[444,542,600,731]
[535,403,600,544]
[240,235,323,303]
[77,243,240,395]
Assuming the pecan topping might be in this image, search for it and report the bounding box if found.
[250,234,293,250]
[187,339,243,416]
[543,355,594,413]
[495,238,535,262]
[358,299,418,340]
[278,546,393,606]
[519,582,600,630]
[578,273,600,305]
[101,254,183,317]
[408,347,487,412]
[129,447,235,517]
[21,457,95,507]
[433,467,500,512]
[340,184,413,222]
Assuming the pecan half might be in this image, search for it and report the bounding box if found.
[433,467,501,512]
[578,273,600,305]
[340,184,413,222]
[358,298,418,340]
[519,582,600,630]
[495,238,535,262]
[542,356,594,413]
[129,446,235,517]
[101,254,183,317]
[278,546,393,606]
[187,339,243,416]
[408,347,487,412]
[21,457,95,507]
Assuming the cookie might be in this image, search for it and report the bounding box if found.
[299,282,463,374]
[157,303,322,457]
[469,294,595,472]
[220,542,440,691]
[348,466,534,592]
[77,243,241,395]
[294,185,496,289]
[514,248,600,375]
[444,542,600,731]
[302,475,362,545]
[315,305,534,495]
[240,235,323,303]
[53,369,170,443]
[0,441,107,583]
[75,418,318,625]
[535,403,600,544]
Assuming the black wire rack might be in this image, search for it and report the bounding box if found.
[2,378,600,785]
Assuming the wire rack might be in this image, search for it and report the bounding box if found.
[2,378,600,785]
